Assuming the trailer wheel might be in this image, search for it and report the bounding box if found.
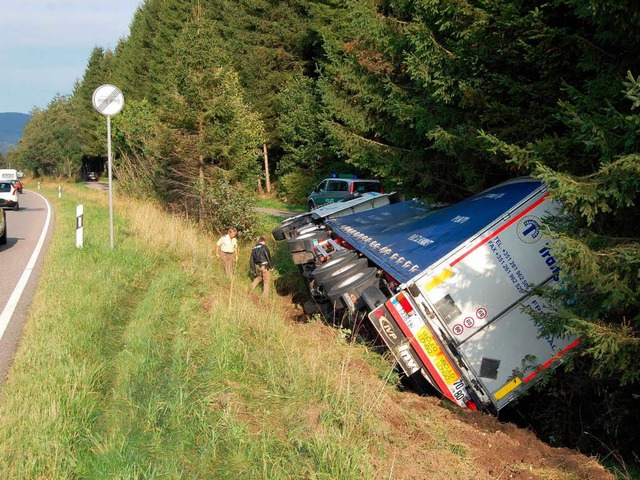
[287,230,329,253]
[309,251,358,282]
[316,258,369,292]
[326,267,379,308]
[272,215,314,241]
[271,224,289,241]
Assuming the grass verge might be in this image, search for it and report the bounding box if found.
[0,183,400,478]
[0,183,609,479]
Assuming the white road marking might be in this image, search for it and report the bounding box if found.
[0,191,52,340]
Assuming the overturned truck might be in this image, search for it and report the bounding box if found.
[273,178,578,413]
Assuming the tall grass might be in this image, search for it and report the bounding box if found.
[0,183,403,478]
[0,182,596,479]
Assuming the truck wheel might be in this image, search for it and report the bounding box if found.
[316,257,369,292]
[309,251,358,282]
[287,230,329,253]
[271,224,289,241]
[0,213,6,245]
[272,214,313,241]
[326,267,379,307]
[295,224,321,237]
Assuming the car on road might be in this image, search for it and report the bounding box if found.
[86,171,99,181]
[0,180,19,210]
[11,178,23,193]
[307,175,382,210]
[0,205,6,244]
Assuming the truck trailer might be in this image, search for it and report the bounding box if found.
[272,177,578,412]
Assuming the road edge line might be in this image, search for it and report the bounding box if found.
[0,191,52,340]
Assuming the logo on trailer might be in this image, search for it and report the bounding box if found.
[395,344,420,374]
[379,316,398,342]
[517,216,543,244]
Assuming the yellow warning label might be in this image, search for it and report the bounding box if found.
[415,326,460,385]
[494,377,522,400]
[424,269,453,292]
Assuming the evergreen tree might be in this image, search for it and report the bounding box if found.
[16,97,83,177]
[71,47,112,159]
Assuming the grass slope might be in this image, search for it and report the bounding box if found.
[0,183,614,479]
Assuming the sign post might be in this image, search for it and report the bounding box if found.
[92,84,124,249]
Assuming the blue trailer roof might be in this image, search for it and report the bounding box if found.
[324,178,546,284]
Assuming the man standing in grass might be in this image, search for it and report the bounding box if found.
[216,227,238,276]
[250,236,273,297]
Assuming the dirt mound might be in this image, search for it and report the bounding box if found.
[287,306,614,480]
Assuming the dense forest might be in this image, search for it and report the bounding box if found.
[4,0,639,469]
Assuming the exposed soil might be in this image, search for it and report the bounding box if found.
[279,295,615,480]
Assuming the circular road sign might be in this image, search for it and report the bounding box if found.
[92,84,124,116]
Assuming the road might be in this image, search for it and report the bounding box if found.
[0,189,53,385]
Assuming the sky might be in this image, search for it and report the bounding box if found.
[0,0,142,114]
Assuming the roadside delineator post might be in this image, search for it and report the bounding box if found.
[76,204,84,248]
[58,185,61,198]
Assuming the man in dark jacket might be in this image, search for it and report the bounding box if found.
[250,236,274,297]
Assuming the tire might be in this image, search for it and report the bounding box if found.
[326,267,379,309]
[271,224,289,241]
[287,229,329,253]
[316,257,369,292]
[308,200,315,211]
[309,251,358,283]
[13,203,19,211]
[0,212,6,245]
[296,224,320,236]
[288,217,314,239]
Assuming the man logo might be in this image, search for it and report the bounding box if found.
[517,216,543,244]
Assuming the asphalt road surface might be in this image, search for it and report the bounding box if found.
[0,189,54,386]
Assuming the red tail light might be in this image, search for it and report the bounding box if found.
[465,399,478,410]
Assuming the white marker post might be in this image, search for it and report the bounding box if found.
[92,84,124,249]
[76,204,84,248]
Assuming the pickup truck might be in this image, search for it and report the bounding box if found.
[272,177,578,413]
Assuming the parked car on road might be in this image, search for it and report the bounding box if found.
[86,172,99,181]
[11,178,23,193]
[307,175,382,210]
[0,180,19,210]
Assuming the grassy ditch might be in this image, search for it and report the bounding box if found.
[0,183,610,480]
[0,183,404,478]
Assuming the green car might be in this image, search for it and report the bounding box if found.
[307,175,382,211]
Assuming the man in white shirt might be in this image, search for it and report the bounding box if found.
[216,227,238,276]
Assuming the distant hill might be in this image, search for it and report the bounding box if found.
[0,112,30,154]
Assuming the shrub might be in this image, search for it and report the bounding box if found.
[277,170,319,205]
